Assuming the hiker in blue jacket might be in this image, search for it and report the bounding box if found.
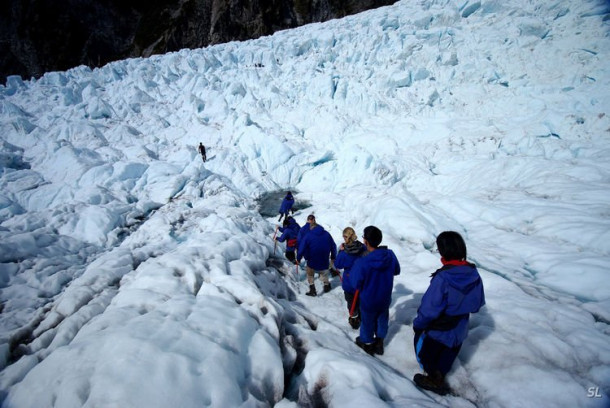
[278,191,295,222]
[275,216,300,264]
[413,231,485,395]
[297,214,314,245]
[296,215,337,296]
[334,227,366,329]
[351,226,400,356]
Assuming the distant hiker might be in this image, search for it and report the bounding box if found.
[296,215,337,296]
[335,227,366,329]
[351,226,400,356]
[275,216,300,264]
[198,143,207,162]
[278,191,295,222]
[412,231,485,395]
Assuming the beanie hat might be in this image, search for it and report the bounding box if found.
[363,226,382,248]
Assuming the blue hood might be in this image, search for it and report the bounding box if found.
[440,265,485,316]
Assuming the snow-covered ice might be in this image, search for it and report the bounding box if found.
[0,0,609,406]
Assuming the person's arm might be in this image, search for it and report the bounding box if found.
[413,276,446,331]
[334,249,347,269]
[297,236,307,263]
[276,231,288,243]
[393,252,401,276]
[329,234,337,261]
[351,260,364,291]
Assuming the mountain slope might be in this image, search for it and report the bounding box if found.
[0,0,609,406]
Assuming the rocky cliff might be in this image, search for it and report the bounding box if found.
[0,0,396,84]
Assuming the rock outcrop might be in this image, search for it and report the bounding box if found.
[0,0,396,84]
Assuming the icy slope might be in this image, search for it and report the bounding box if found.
[0,0,609,406]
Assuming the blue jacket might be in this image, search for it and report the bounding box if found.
[279,195,294,214]
[351,247,400,312]
[297,223,310,243]
[413,263,485,348]
[297,225,337,270]
[277,218,300,251]
[335,240,365,294]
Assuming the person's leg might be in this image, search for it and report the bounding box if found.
[413,334,453,395]
[306,267,315,285]
[358,310,376,344]
[416,334,444,374]
[437,343,462,376]
[375,309,390,339]
[414,331,426,370]
[344,291,360,328]
[372,309,389,355]
[305,266,317,296]
[355,309,377,354]
[319,269,330,284]
[344,291,355,312]
[319,269,331,292]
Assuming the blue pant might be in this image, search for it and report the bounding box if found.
[414,332,462,375]
[359,309,389,343]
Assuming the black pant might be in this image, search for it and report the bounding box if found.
[414,332,461,375]
[344,291,360,315]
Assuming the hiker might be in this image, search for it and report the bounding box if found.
[412,231,485,396]
[275,216,300,264]
[297,213,314,244]
[296,215,337,296]
[334,227,366,329]
[351,226,400,356]
[198,143,207,162]
[278,191,295,222]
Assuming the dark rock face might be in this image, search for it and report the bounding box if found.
[0,0,396,84]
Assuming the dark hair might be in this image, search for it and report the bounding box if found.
[436,231,467,261]
[283,216,292,227]
[363,225,382,248]
[307,214,315,221]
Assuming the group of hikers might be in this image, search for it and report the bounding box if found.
[273,191,486,396]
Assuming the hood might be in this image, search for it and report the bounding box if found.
[440,264,481,293]
[364,247,395,270]
[309,224,327,236]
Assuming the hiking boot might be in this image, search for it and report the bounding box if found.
[323,283,331,293]
[413,372,450,396]
[305,285,317,297]
[374,337,384,355]
[348,314,361,330]
[355,336,375,355]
